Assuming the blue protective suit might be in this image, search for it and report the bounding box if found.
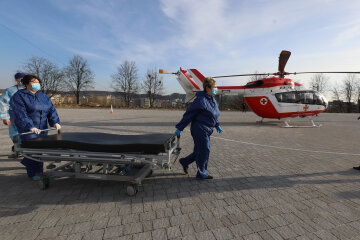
[0,85,25,141]
[176,91,220,178]
[10,89,60,177]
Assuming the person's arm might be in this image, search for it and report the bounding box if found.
[215,118,219,128]
[47,98,60,127]
[175,97,203,131]
[9,94,35,131]
[214,100,221,131]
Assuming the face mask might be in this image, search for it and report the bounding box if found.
[18,81,24,87]
[31,83,41,91]
[211,88,218,96]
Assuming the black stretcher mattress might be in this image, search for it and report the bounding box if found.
[21,132,176,154]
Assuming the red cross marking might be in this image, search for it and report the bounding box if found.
[260,98,268,105]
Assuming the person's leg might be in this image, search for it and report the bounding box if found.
[9,122,19,144]
[34,161,44,175]
[8,123,19,158]
[21,157,36,177]
[179,151,195,174]
[193,130,210,179]
[180,151,196,166]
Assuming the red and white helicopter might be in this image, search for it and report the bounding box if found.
[160,50,360,127]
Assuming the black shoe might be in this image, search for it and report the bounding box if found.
[196,175,213,180]
[353,166,360,170]
[8,153,17,159]
[179,159,188,174]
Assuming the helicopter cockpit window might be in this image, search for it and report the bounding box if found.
[306,92,314,104]
[276,91,325,105]
[298,92,306,104]
[300,92,314,104]
[313,92,324,105]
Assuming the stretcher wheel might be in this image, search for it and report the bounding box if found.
[126,185,138,196]
[38,176,50,190]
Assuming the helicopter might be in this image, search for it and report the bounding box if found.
[160,50,360,127]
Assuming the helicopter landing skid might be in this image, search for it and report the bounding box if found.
[283,119,322,128]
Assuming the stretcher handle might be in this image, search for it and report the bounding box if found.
[18,127,60,136]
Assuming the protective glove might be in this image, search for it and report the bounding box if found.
[216,125,223,133]
[55,123,61,130]
[30,128,41,134]
[174,129,181,137]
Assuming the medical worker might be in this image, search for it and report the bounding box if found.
[0,73,25,156]
[10,75,61,179]
[174,77,222,180]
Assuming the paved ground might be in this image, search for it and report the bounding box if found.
[1,109,360,240]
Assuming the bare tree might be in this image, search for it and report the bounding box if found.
[142,68,164,108]
[23,56,64,97]
[342,74,358,112]
[310,73,328,94]
[111,61,139,107]
[331,84,343,112]
[64,55,95,104]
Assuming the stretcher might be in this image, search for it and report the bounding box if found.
[14,129,181,196]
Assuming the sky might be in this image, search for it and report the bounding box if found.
[1,0,360,97]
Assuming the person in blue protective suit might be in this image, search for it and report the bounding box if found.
[0,73,26,156]
[10,75,61,180]
[174,77,223,180]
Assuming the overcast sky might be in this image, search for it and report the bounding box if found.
[1,0,360,96]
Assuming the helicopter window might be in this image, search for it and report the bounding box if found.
[283,92,297,103]
[298,92,305,104]
[275,93,283,102]
[305,93,314,104]
[299,92,314,104]
[313,93,324,105]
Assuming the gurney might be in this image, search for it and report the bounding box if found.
[14,129,181,196]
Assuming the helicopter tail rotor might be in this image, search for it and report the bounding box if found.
[159,69,177,74]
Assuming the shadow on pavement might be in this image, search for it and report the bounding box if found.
[0,168,360,217]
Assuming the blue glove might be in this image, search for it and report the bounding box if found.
[174,129,181,137]
[216,125,223,133]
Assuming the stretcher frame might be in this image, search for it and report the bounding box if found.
[14,129,181,196]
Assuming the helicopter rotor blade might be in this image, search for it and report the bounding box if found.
[212,71,360,79]
[285,71,360,75]
[278,50,291,74]
[212,73,274,78]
